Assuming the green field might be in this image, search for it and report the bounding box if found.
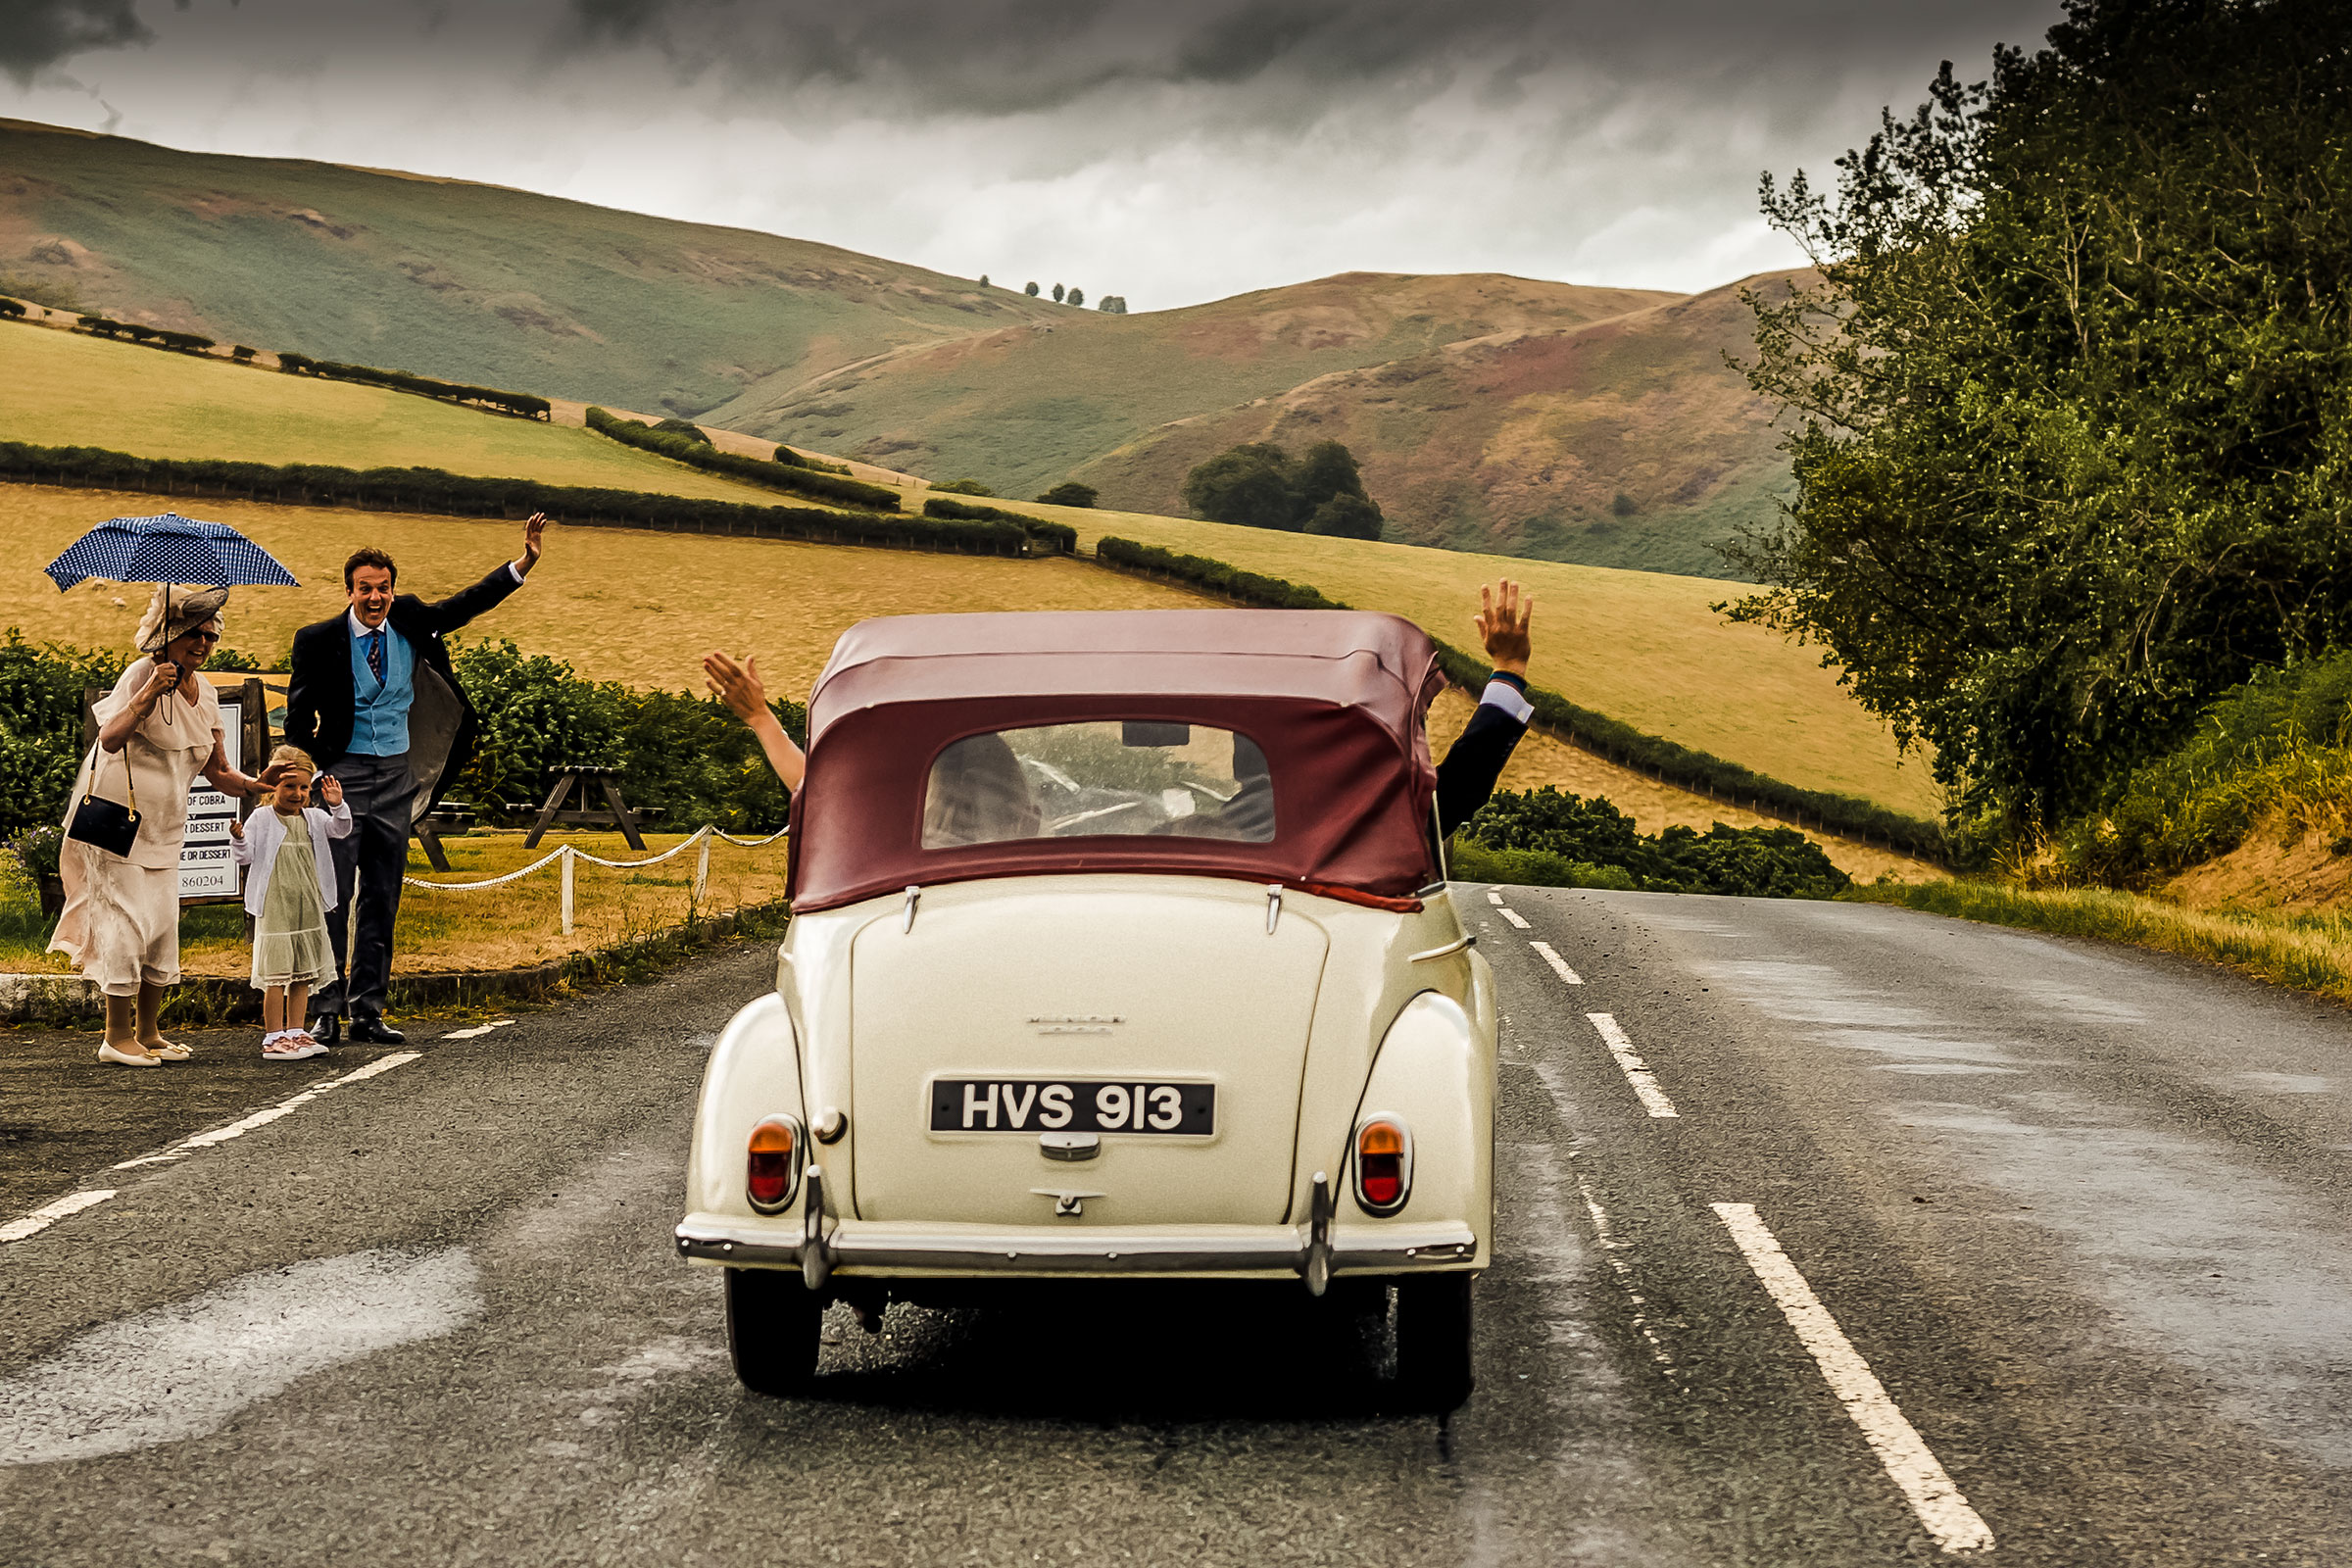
[0,324,802,505]
[1050,505,1940,816]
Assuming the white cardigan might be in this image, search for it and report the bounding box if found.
[232,802,354,917]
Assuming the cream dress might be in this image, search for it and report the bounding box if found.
[49,664,223,997]
[251,815,335,989]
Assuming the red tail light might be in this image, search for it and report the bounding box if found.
[746,1115,803,1213]
[1354,1117,1411,1215]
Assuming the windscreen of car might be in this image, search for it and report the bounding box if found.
[921,721,1275,848]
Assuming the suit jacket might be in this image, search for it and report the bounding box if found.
[284,564,524,813]
[1434,676,1532,839]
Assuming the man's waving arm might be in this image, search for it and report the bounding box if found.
[415,513,548,635]
[1435,579,1535,838]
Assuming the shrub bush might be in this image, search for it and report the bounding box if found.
[1035,481,1099,508]
[933,478,995,496]
[586,407,899,510]
[1462,787,1851,898]
[0,630,128,841]
[922,496,1075,554]
[0,297,28,318]
[276,352,552,419]
[652,418,712,445]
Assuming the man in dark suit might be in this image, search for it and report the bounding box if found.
[285,514,548,1044]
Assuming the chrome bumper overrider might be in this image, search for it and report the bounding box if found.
[673,1216,1480,1279]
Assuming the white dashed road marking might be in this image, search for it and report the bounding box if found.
[1530,941,1584,985]
[4,1052,425,1246]
[1498,906,1531,930]
[0,1189,118,1245]
[1585,1013,1679,1117]
[442,1018,516,1041]
[1712,1202,1995,1556]
[1487,889,1505,905]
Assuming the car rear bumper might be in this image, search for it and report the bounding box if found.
[675,1213,1480,1279]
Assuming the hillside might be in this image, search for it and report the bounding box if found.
[1071,274,1805,579]
[0,118,1065,420]
[707,270,1675,497]
[3,119,1801,577]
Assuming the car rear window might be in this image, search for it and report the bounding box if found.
[922,721,1275,848]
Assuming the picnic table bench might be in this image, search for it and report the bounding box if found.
[522,764,651,851]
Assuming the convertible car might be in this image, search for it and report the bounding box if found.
[676,610,1497,1409]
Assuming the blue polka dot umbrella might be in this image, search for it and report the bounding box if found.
[43,511,302,593]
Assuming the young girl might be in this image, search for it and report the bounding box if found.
[229,746,353,1061]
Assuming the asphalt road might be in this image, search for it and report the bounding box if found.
[3,889,2348,1565]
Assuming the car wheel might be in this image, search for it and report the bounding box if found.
[1393,1273,1475,1412]
[724,1266,825,1396]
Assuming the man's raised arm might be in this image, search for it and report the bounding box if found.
[415,513,548,635]
[1435,579,1535,838]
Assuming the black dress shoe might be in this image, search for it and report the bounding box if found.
[310,1014,342,1045]
[348,1018,406,1045]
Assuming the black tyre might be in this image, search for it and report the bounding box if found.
[1393,1273,1475,1412]
[724,1266,826,1396]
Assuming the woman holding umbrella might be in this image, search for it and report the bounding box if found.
[51,585,285,1066]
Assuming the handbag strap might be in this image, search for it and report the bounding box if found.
[82,736,136,816]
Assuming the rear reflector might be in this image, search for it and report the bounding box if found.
[747,1115,803,1212]
[1354,1117,1410,1215]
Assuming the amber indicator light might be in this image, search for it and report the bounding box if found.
[747,1117,799,1211]
[1356,1119,1408,1212]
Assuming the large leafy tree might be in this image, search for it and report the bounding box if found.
[1180,439,1387,538]
[1736,0,2352,831]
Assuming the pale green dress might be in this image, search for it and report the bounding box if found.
[252,813,334,990]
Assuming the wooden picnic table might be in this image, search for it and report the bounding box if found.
[522,764,649,851]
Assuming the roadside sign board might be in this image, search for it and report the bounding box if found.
[178,695,241,901]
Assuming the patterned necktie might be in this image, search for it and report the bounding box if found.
[366,628,386,684]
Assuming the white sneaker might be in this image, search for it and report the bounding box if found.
[288,1031,327,1059]
[97,1042,160,1067]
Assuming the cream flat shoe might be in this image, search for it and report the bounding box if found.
[145,1041,192,1061]
[97,1043,160,1067]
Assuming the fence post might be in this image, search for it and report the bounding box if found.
[694,832,710,905]
[560,846,575,936]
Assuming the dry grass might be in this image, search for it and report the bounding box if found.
[0,485,1220,693]
[1847,879,2352,1006]
[1057,506,1939,815]
[1429,689,1936,883]
[0,831,790,980]
[0,322,791,507]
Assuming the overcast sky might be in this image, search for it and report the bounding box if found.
[1,0,2063,310]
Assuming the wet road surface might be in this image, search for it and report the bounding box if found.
[2,890,2348,1564]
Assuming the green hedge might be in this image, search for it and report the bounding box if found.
[276,353,550,420]
[1094,535,1945,858]
[75,316,215,355]
[0,298,26,318]
[0,438,1029,556]
[585,407,898,511]
[922,496,1076,554]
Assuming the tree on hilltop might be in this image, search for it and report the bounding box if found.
[1052,283,1065,302]
[1098,296,1128,314]
[1067,287,1085,307]
[1024,281,1040,297]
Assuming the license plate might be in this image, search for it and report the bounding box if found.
[930,1079,1215,1135]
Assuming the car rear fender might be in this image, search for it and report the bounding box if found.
[1348,990,1494,1239]
[687,990,808,1218]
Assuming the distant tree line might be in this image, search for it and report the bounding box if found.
[0,438,1033,556]
[1180,441,1384,540]
[74,315,216,356]
[585,407,897,510]
[1093,534,1946,857]
[276,352,551,420]
[1014,281,1123,312]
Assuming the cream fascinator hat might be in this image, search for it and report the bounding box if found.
[134,584,230,655]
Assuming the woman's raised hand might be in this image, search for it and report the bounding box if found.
[703,652,769,724]
[141,659,182,703]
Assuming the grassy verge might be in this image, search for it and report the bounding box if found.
[1846,880,2352,1004]
[0,830,791,980]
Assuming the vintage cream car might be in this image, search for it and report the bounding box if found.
[676,610,1496,1409]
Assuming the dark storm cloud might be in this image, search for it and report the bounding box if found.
[0,0,150,83]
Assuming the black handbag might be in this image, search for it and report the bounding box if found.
[67,742,141,858]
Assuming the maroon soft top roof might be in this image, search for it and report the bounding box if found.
[790,610,1446,912]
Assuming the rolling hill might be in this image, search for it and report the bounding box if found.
[2,119,1798,577]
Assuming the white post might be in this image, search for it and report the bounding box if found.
[694,832,710,906]
[560,845,575,936]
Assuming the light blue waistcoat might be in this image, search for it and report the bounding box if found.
[348,621,416,757]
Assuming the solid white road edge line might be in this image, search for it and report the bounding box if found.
[1584,1012,1679,1117]
[1530,941,1584,985]
[1711,1202,1996,1556]
[1498,906,1532,929]
[0,1189,117,1245]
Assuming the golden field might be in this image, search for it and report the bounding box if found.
[0,485,1220,694]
